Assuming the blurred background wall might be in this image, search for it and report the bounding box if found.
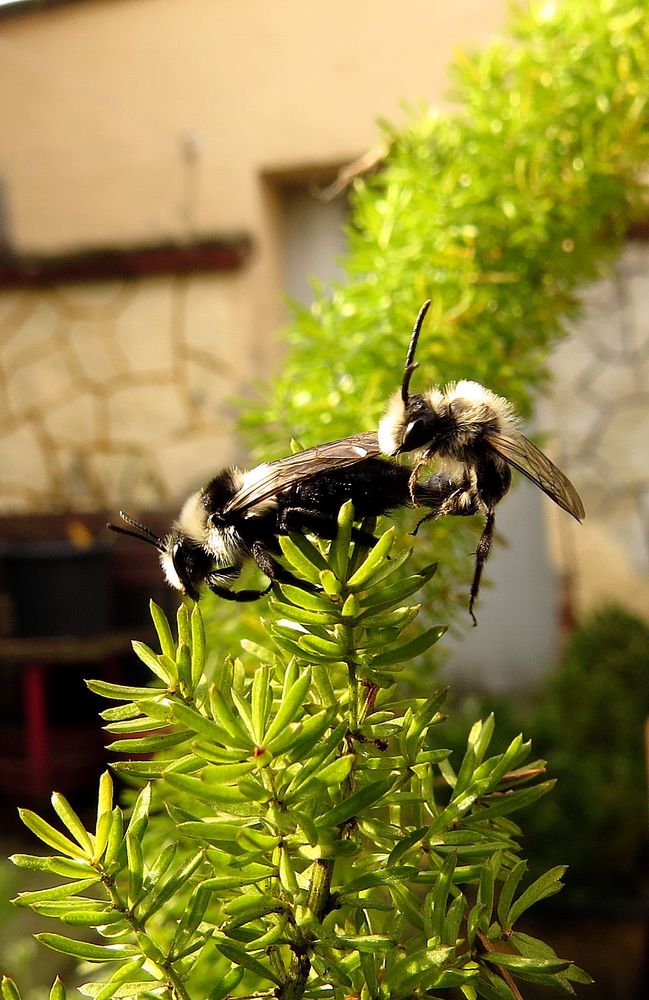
[0,0,509,508]
[0,0,647,685]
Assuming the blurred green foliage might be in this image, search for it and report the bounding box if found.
[444,604,649,905]
[527,603,649,903]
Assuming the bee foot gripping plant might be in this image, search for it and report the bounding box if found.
[4,503,591,1000]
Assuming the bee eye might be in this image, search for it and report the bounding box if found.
[172,542,201,600]
[402,417,430,451]
[171,541,186,575]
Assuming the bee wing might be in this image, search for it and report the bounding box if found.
[487,432,585,521]
[223,431,382,515]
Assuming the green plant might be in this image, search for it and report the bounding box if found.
[3,506,590,999]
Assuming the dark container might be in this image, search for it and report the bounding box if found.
[3,541,111,637]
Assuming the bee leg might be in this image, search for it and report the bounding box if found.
[206,579,273,602]
[468,507,496,626]
[250,540,319,592]
[411,479,480,535]
[411,509,437,536]
[408,459,428,506]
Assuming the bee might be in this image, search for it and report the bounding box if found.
[378,300,585,624]
[108,431,456,602]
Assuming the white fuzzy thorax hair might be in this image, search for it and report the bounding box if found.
[378,389,410,455]
[205,524,248,565]
[436,381,519,432]
[160,550,182,591]
[378,379,520,457]
[176,489,210,543]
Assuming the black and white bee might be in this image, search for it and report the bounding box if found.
[378,300,585,623]
[108,431,455,602]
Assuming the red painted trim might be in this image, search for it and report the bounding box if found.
[0,237,253,287]
[24,661,49,797]
[627,219,649,241]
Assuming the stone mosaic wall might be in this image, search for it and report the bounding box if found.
[0,272,251,513]
[541,239,649,618]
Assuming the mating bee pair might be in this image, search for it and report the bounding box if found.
[109,302,584,624]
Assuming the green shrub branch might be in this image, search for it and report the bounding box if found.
[6,505,590,999]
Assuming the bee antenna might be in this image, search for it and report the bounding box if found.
[106,511,165,552]
[401,299,431,404]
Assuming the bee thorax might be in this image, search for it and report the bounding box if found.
[205,523,248,565]
[444,381,518,434]
[176,490,209,544]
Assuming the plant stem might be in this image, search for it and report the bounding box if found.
[306,857,335,920]
[347,658,359,733]
[280,613,360,1000]
[164,966,193,1000]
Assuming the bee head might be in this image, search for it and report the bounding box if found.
[400,397,439,452]
[161,533,215,600]
[378,390,439,456]
[107,510,207,601]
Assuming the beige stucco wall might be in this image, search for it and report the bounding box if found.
[1,0,509,258]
